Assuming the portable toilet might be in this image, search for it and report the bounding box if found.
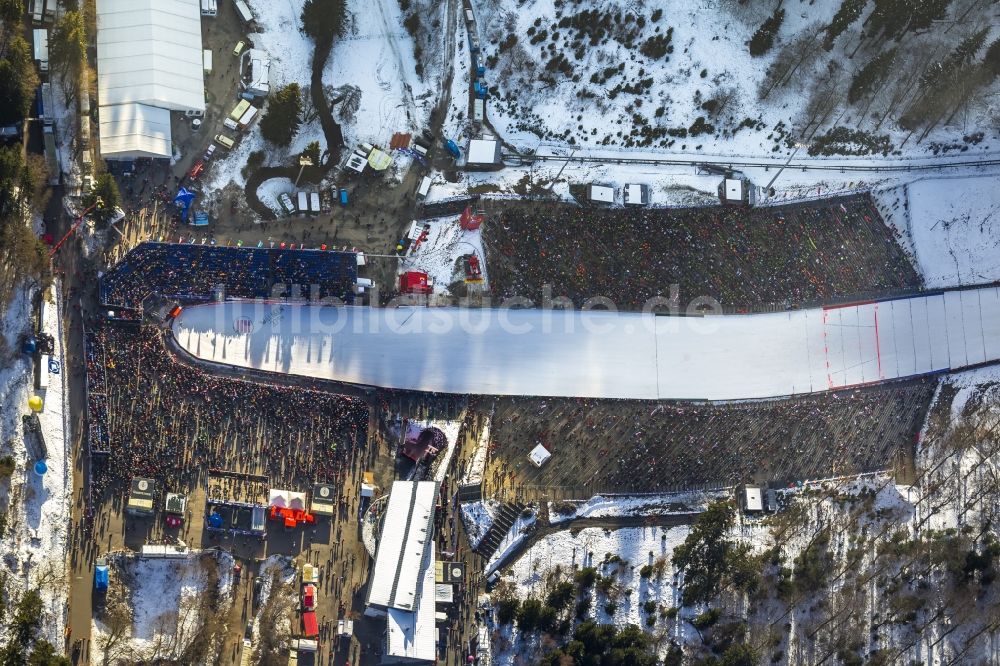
[95,561,109,592]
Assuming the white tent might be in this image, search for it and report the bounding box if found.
[268,489,307,511]
[98,103,172,159]
[96,0,205,112]
[245,49,270,96]
[528,444,551,468]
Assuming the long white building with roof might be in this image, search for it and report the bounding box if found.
[95,0,205,159]
[366,480,438,664]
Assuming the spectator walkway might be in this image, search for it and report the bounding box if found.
[171,286,1000,401]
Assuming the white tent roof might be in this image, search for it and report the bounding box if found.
[467,139,499,165]
[268,488,307,510]
[98,103,172,159]
[96,0,205,112]
[743,487,763,512]
[386,542,437,662]
[368,481,437,611]
[528,444,551,467]
[724,178,744,201]
[245,49,270,96]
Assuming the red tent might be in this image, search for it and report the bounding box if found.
[302,584,317,610]
[460,206,484,230]
[399,271,432,295]
[302,611,319,637]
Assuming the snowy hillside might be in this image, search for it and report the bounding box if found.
[471,0,1000,156]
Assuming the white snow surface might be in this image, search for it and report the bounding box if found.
[91,551,235,665]
[493,525,693,665]
[905,175,1000,288]
[399,215,488,295]
[485,510,536,575]
[472,0,999,158]
[548,491,719,525]
[0,281,72,649]
[256,177,295,216]
[207,0,432,198]
[459,500,497,550]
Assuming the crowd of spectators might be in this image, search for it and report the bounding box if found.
[99,242,359,308]
[485,381,936,497]
[85,323,369,504]
[484,194,921,310]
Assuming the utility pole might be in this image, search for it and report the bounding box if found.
[764,142,808,192]
[293,155,313,189]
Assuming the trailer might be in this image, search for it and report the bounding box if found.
[40,83,54,125]
[237,105,259,129]
[203,49,213,74]
[296,191,308,214]
[233,0,254,23]
[43,126,59,185]
[229,99,251,122]
[29,0,43,23]
[308,192,320,215]
[473,98,484,122]
[32,29,48,72]
[416,176,432,198]
[37,354,50,390]
[79,115,90,147]
[201,0,218,15]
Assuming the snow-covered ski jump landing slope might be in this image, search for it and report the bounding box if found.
[171,287,1000,400]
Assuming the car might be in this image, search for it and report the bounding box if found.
[233,40,246,56]
[339,188,348,206]
[202,144,216,161]
[187,160,205,180]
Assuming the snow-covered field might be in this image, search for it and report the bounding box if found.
[399,214,488,295]
[548,491,719,525]
[492,525,693,664]
[903,175,1000,287]
[91,550,235,665]
[460,500,497,549]
[471,0,999,157]
[0,281,71,648]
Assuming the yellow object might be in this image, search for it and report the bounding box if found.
[28,395,43,412]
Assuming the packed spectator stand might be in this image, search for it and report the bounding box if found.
[99,242,359,309]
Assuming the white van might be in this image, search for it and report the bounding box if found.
[416,176,431,198]
[214,134,235,150]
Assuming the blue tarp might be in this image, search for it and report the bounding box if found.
[173,188,196,222]
[95,565,109,591]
